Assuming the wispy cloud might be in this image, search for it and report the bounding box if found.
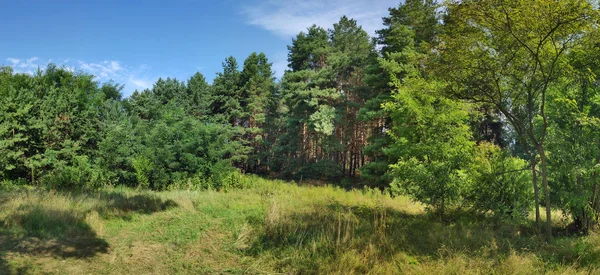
[7,58,20,65]
[78,60,125,80]
[4,57,159,96]
[242,0,397,78]
[242,0,398,38]
[127,75,153,91]
[5,56,46,75]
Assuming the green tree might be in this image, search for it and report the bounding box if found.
[329,16,376,178]
[360,0,440,187]
[239,52,276,173]
[548,30,600,233]
[383,48,474,217]
[377,0,439,55]
[186,72,212,118]
[276,17,375,180]
[0,67,45,181]
[152,77,187,105]
[466,142,532,221]
[287,25,331,71]
[211,56,244,126]
[439,0,596,241]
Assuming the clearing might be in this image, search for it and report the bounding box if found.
[1,176,599,274]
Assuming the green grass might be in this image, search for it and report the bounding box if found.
[1,176,599,274]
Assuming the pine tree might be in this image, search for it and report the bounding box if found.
[239,52,276,173]
[360,0,440,187]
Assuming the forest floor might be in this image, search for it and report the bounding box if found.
[1,176,599,274]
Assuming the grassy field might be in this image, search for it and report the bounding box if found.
[1,176,599,274]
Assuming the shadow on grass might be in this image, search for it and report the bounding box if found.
[251,201,600,272]
[0,191,178,274]
[0,206,109,275]
[96,191,178,220]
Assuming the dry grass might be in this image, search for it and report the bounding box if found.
[1,175,599,274]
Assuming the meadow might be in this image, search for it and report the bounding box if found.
[1,176,599,274]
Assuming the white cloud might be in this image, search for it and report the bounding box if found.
[6,56,45,75]
[4,56,156,96]
[3,57,202,98]
[7,58,20,65]
[17,57,40,69]
[242,0,398,38]
[78,60,125,80]
[107,60,123,72]
[127,75,153,91]
[76,61,157,95]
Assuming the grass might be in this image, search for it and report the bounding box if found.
[0,176,599,274]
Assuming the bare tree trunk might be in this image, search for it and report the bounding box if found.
[537,143,552,243]
[531,156,541,232]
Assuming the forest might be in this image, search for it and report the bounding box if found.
[1,0,600,273]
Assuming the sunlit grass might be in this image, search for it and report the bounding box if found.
[0,175,599,274]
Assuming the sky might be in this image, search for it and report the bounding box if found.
[0,0,399,97]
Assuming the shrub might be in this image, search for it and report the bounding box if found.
[39,155,106,189]
[465,142,532,221]
[132,156,153,189]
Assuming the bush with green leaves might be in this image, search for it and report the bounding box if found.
[465,142,532,221]
[40,155,106,189]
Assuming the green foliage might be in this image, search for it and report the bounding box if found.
[132,156,152,189]
[239,52,276,173]
[211,56,243,125]
[547,34,600,232]
[0,64,105,185]
[273,16,375,178]
[377,0,439,55]
[186,72,212,118]
[384,48,475,216]
[287,25,330,71]
[2,0,600,241]
[40,154,105,189]
[439,0,598,240]
[0,65,246,191]
[360,0,441,188]
[127,105,246,190]
[466,142,532,221]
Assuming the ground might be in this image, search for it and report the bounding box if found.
[0,176,599,274]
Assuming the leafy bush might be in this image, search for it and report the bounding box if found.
[465,143,532,221]
[41,155,106,189]
[132,156,153,189]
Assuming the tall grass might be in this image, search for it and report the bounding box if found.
[0,176,599,274]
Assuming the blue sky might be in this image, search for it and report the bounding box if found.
[1,0,399,96]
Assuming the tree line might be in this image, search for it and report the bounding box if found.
[1,0,599,241]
